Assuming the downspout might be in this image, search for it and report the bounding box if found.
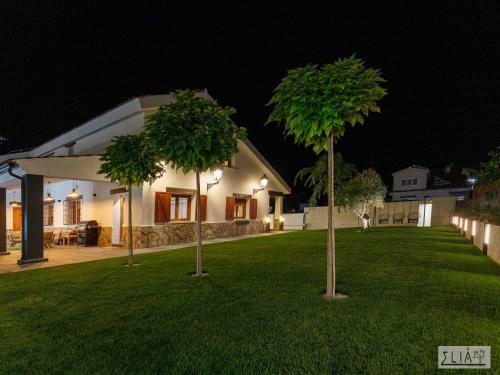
[8,162,23,181]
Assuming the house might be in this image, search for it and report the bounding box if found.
[0,92,290,264]
[389,164,472,201]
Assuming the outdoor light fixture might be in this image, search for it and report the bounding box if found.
[459,218,463,229]
[464,219,468,232]
[44,181,55,203]
[253,174,268,195]
[472,221,477,236]
[9,191,21,207]
[67,180,80,200]
[483,224,491,255]
[207,169,223,190]
[467,177,477,185]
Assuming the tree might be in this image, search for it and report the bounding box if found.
[267,55,386,298]
[98,133,164,266]
[145,90,247,276]
[478,146,500,185]
[295,152,356,206]
[337,169,387,231]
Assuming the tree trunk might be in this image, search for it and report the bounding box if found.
[362,217,369,232]
[325,131,336,298]
[195,170,203,276]
[127,180,133,266]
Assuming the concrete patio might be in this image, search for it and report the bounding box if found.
[0,231,285,274]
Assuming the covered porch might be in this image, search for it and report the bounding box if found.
[1,156,124,265]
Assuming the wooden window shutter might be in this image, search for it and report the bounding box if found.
[225,196,235,220]
[249,198,257,220]
[155,192,171,223]
[196,195,207,221]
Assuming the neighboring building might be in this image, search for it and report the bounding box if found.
[0,92,290,264]
[389,164,472,201]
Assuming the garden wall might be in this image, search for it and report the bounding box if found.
[454,216,500,265]
[304,197,456,229]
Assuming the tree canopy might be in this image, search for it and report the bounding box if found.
[98,133,164,186]
[294,152,356,206]
[337,168,387,222]
[478,146,500,185]
[266,55,387,153]
[145,89,247,173]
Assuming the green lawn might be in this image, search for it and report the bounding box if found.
[0,227,498,374]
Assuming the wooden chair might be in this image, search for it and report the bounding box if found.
[8,232,21,247]
[407,212,420,224]
[392,212,404,224]
[378,213,390,224]
[52,229,63,245]
[43,231,54,248]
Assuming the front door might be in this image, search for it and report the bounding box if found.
[112,196,123,245]
[12,206,22,231]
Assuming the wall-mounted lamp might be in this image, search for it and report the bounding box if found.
[207,169,223,190]
[67,180,80,200]
[44,181,55,203]
[9,191,21,207]
[253,174,268,195]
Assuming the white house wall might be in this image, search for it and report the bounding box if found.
[392,168,428,191]
[142,147,279,225]
[4,179,146,230]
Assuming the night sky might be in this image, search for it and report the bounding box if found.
[1,2,499,206]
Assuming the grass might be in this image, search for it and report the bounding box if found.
[0,227,498,374]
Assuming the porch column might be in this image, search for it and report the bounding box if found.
[0,187,9,255]
[273,195,283,231]
[19,174,47,264]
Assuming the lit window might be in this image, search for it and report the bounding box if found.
[170,194,191,221]
[234,198,247,219]
[43,203,54,226]
[63,199,81,225]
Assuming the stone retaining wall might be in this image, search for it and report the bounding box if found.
[140,220,269,248]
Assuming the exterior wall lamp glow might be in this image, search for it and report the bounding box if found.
[9,191,21,207]
[207,169,223,190]
[253,174,268,195]
[67,180,80,200]
[483,223,491,255]
[44,181,55,203]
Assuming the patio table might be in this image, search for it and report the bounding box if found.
[62,234,78,246]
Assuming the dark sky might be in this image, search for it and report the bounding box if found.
[1,1,499,204]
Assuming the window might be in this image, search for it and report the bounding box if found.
[43,203,54,226]
[234,198,247,219]
[63,199,81,225]
[402,178,417,187]
[170,194,191,221]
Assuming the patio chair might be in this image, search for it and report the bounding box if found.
[43,231,54,248]
[407,211,420,224]
[392,212,404,224]
[8,232,21,247]
[52,229,63,245]
[378,213,390,224]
